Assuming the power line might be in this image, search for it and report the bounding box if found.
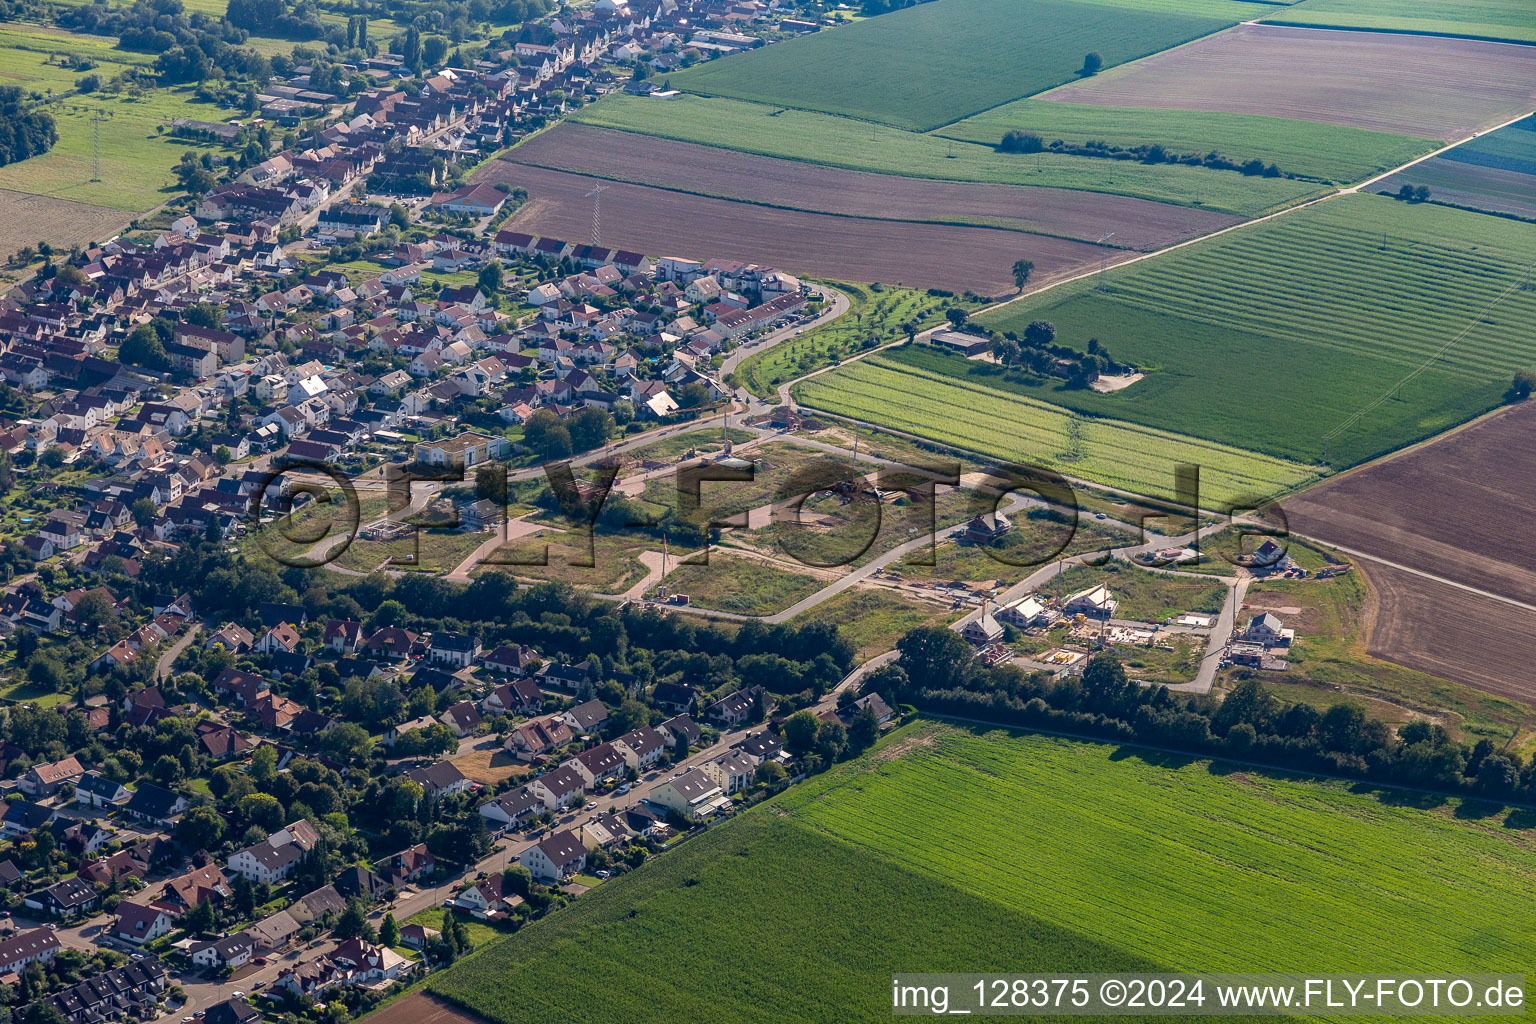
[1322,265,1533,459]
[89,109,110,182]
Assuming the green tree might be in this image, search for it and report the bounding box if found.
[120,323,169,370]
[379,911,399,947]
[783,709,820,755]
[131,497,158,528]
[178,805,225,850]
[1012,259,1034,290]
[477,261,503,295]
[1082,51,1103,75]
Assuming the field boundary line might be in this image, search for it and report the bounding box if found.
[493,152,1123,245]
[1288,533,1536,615]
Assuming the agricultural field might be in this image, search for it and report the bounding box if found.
[975,194,1536,468]
[502,123,1246,245]
[941,99,1437,186]
[665,0,1253,131]
[734,282,969,398]
[570,94,1326,215]
[0,188,124,262]
[1039,560,1227,621]
[1260,0,1536,43]
[1229,568,1535,741]
[1356,560,1536,708]
[485,161,1112,296]
[1284,399,1536,607]
[0,24,238,211]
[1042,24,1536,141]
[793,351,1317,505]
[1377,115,1536,221]
[424,726,1536,1024]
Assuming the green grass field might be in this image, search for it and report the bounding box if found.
[666,552,824,615]
[425,725,1536,1023]
[939,99,1437,186]
[1039,560,1228,620]
[0,25,236,211]
[572,95,1325,216]
[975,194,1536,468]
[793,351,1316,505]
[667,0,1253,130]
[1262,0,1536,42]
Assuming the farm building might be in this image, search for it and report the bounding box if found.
[930,330,990,357]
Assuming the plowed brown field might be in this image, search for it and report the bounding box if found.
[1288,401,1536,701]
[1044,24,1536,140]
[0,188,124,259]
[367,993,486,1024]
[476,163,1121,295]
[1359,561,1536,704]
[496,124,1243,250]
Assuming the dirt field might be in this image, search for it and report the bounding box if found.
[365,993,487,1024]
[497,124,1243,251]
[1359,560,1536,704]
[1377,158,1536,222]
[1043,24,1536,140]
[1286,402,1536,606]
[0,188,125,260]
[479,163,1120,295]
[450,747,528,786]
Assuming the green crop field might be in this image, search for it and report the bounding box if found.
[939,99,1437,186]
[1262,0,1536,43]
[975,194,1536,467]
[0,25,237,211]
[793,352,1315,504]
[425,725,1536,1023]
[573,95,1324,216]
[667,0,1255,131]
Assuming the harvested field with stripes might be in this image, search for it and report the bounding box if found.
[1043,24,1536,140]
[476,162,1121,296]
[496,123,1244,249]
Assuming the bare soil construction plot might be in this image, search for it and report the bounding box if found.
[1359,560,1536,705]
[480,163,1119,295]
[1043,24,1536,140]
[1285,402,1536,607]
[0,188,124,258]
[499,124,1243,251]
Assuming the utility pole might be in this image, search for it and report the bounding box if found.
[1095,232,1115,291]
[585,183,607,246]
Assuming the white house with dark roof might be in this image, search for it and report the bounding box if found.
[518,829,586,883]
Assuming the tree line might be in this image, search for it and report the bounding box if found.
[868,626,1536,804]
[0,86,58,168]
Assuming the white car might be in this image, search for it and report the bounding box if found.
[231,992,245,999]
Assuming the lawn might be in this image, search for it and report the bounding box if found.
[573,94,1325,216]
[793,350,1317,505]
[789,587,958,660]
[1038,560,1228,621]
[1261,0,1536,42]
[975,194,1536,469]
[664,551,825,615]
[0,25,239,211]
[404,908,502,951]
[425,724,1536,1024]
[734,282,974,398]
[897,509,1133,587]
[940,99,1437,186]
[666,0,1251,131]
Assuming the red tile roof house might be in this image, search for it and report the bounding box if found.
[112,902,176,945]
